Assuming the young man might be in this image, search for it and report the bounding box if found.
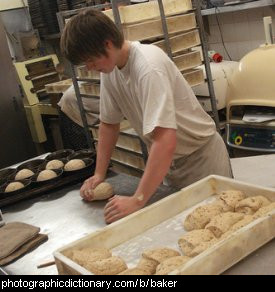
[60,8,232,224]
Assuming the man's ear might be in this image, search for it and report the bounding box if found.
[105,40,113,49]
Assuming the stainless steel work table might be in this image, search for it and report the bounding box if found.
[2,154,275,275]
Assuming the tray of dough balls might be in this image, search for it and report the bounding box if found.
[0,149,96,207]
[54,175,275,275]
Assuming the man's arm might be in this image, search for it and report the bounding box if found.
[104,127,176,223]
[80,121,120,200]
[95,121,120,178]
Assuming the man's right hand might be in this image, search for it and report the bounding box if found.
[80,174,104,201]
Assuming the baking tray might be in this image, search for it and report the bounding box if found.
[54,175,275,275]
[0,158,95,208]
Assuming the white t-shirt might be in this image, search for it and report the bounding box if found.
[58,84,99,127]
[100,41,216,159]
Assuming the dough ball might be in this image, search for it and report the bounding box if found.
[118,268,148,275]
[205,212,244,238]
[189,239,218,257]
[235,196,271,215]
[72,247,112,268]
[142,247,180,264]
[37,170,57,181]
[183,203,223,231]
[228,215,254,233]
[216,190,246,212]
[89,182,114,201]
[178,229,215,256]
[155,256,190,275]
[15,168,34,180]
[86,256,127,275]
[46,159,64,170]
[253,202,275,218]
[137,257,159,275]
[64,159,86,171]
[5,182,25,193]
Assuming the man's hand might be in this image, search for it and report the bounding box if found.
[104,195,145,224]
[80,174,104,201]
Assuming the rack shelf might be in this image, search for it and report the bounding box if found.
[201,0,275,16]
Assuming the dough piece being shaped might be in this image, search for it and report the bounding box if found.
[37,170,57,181]
[189,239,218,257]
[155,256,190,275]
[253,202,275,218]
[183,203,223,231]
[118,268,148,275]
[205,212,244,238]
[142,247,180,264]
[235,196,271,215]
[46,159,64,170]
[72,247,112,267]
[86,256,127,275]
[178,229,215,256]
[5,181,25,193]
[91,182,113,200]
[15,168,34,180]
[216,190,246,212]
[137,257,159,275]
[64,159,86,171]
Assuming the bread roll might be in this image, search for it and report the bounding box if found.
[46,159,64,170]
[64,159,85,171]
[15,169,34,180]
[37,170,57,181]
[5,182,25,192]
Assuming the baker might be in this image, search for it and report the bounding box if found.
[60,8,232,224]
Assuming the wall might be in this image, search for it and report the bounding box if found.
[0,0,28,11]
[207,6,275,61]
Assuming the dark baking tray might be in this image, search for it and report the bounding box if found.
[0,160,95,208]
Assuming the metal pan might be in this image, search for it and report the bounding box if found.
[45,149,74,161]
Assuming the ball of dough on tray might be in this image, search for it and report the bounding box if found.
[155,256,190,275]
[5,181,25,193]
[46,159,64,170]
[216,190,246,212]
[15,168,34,180]
[137,257,159,275]
[235,196,271,215]
[86,256,127,275]
[142,247,180,264]
[189,239,218,257]
[183,203,223,231]
[253,202,275,218]
[64,159,86,171]
[72,247,112,268]
[205,212,244,238]
[178,229,215,256]
[37,170,57,181]
[118,268,148,275]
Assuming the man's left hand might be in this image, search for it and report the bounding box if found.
[104,195,144,224]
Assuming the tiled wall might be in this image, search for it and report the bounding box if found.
[206,6,275,61]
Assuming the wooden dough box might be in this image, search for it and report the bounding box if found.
[91,121,142,154]
[54,175,275,275]
[103,0,192,25]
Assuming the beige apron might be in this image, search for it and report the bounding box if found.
[165,132,233,189]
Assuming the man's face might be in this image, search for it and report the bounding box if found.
[85,54,115,73]
[84,41,117,73]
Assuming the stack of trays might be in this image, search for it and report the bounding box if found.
[28,0,48,36]
[57,0,70,12]
[40,0,60,34]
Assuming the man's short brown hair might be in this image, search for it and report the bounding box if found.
[60,8,124,65]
